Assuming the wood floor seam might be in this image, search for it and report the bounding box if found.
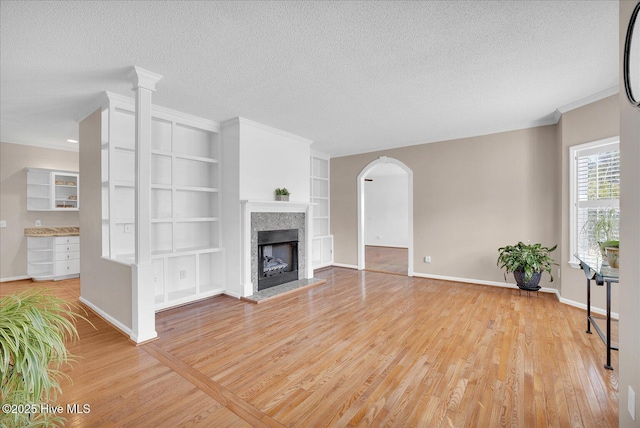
[143,342,285,428]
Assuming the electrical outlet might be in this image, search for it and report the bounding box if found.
[630,386,636,421]
[424,256,431,263]
[180,270,186,279]
[0,220,6,228]
[35,219,41,227]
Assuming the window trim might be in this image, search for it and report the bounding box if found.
[569,136,620,268]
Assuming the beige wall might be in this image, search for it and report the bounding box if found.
[79,109,132,330]
[619,1,640,425]
[331,125,560,288]
[559,95,620,313]
[0,142,79,280]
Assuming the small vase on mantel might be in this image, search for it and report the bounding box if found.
[275,195,289,201]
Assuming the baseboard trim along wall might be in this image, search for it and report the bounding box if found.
[407,272,619,320]
[224,290,242,299]
[79,296,133,336]
[331,263,359,270]
[0,275,30,283]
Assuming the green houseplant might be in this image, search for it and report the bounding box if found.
[0,289,85,427]
[582,208,619,256]
[275,188,290,201]
[497,242,557,290]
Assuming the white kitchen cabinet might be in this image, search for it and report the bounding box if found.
[54,236,80,279]
[26,168,79,211]
[27,235,80,280]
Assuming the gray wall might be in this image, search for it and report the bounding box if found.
[619,1,640,425]
[0,142,79,280]
[331,125,560,289]
[79,109,132,331]
[559,95,620,312]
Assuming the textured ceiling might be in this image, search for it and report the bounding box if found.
[0,1,619,156]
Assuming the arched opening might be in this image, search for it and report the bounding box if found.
[357,156,413,275]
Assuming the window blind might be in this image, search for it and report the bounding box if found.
[575,144,620,257]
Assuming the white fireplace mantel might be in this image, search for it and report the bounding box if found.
[240,200,315,296]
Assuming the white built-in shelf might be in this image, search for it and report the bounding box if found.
[26,168,79,211]
[310,152,333,269]
[100,94,224,311]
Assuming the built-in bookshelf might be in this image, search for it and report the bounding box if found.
[310,151,333,268]
[100,93,224,310]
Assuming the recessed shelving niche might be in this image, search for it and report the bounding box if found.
[310,151,333,268]
[100,93,224,310]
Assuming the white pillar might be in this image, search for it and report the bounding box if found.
[127,66,163,344]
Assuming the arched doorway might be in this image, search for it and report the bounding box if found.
[357,156,413,275]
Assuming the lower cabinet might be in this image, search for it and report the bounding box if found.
[27,236,80,281]
[312,235,334,269]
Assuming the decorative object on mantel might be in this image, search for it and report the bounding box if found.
[497,241,557,292]
[275,188,290,201]
[624,1,640,109]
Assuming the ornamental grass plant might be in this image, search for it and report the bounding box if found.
[0,289,87,427]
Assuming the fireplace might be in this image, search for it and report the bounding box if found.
[257,229,299,290]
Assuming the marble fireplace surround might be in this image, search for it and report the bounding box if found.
[240,201,314,297]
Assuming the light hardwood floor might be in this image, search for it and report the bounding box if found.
[1,268,618,427]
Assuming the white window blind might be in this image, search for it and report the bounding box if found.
[570,138,620,264]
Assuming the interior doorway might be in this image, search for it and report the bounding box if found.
[357,156,413,276]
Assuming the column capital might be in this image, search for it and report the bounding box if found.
[127,66,163,91]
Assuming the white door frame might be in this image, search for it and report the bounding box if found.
[357,156,414,276]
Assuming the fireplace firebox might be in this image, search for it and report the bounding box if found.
[257,229,299,290]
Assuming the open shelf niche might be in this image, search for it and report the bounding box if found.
[100,93,224,310]
[310,150,333,268]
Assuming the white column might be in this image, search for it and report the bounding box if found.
[127,66,163,344]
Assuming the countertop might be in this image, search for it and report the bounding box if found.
[24,227,80,237]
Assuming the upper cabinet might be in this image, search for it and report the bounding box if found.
[26,168,79,211]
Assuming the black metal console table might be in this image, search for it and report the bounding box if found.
[575,253,619,370]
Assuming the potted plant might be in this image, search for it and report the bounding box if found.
[0,289,86,427]
[275,188,290,201]
[582,208,619,257]
[497,242,557,290]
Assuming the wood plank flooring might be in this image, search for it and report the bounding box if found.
[0,268,618,427]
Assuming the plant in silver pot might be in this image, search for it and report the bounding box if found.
[275,188,290,201]
[497,242,557,291]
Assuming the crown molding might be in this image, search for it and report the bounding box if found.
[74,91,219,132]
[556,86,619,115]
[2,140,79,153]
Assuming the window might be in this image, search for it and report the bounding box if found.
[569,137,620,267]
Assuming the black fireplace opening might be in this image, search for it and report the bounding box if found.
[258,229,299,291]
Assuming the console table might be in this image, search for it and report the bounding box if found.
[574,253,619,370]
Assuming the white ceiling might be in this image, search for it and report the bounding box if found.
[0,1,619,157]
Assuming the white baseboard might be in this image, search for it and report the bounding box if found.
[331,263,359,270]
[412,272,556,293]
[365,244,409,249]
[412,272,615,318]
[558,296,619,320]
[0,275,30,283]
[224,290,242,299]
[79,296,133,336]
